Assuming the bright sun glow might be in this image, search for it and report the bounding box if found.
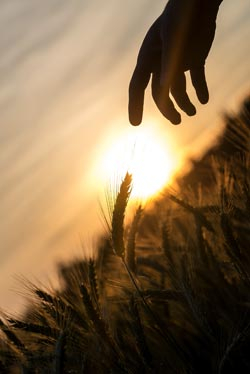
[100,126,179,200]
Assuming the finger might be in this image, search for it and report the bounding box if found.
[190,66,209,104]
[129,18,161,126]
[151,71,181,125]
[129,66,151,126]
[171,72,196,116]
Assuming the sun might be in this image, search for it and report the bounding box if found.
[100,126,179,200]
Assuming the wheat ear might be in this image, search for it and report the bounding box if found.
[0,318,26,353]
[111,172,132,257]
[8,319,59,339]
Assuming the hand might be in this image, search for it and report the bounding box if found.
[129,0,222,125]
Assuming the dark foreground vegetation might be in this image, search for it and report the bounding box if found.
[1,97,250,373]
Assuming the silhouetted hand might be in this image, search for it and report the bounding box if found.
[129,0,222,125]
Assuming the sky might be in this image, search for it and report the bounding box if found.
[0,0,250,313]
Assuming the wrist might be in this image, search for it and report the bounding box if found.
[191,0,222,23]
[164,0,221,16]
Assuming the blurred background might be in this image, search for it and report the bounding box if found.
[0,0,249,313]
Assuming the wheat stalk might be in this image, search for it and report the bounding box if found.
[88,259,100,309]
[125,205,143,273]
[53,330,66,374]
[129,295,152,368]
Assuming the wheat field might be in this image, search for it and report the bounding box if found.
[0,97,249,373]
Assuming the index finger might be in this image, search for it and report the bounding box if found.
[129,18,161,126]
[129,65,151,126]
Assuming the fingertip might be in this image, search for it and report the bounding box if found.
[128,101,143,126]
[199,92,209,105]
[128,90,144,126]
[190,67,209,105]
[129,117,142,126]
[187,105,196,116]
[169,112,181,125]
[172,118,181,125]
